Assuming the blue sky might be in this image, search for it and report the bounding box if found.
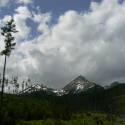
[0,0,102,18]
[0,0,102,41]
[1,0,125,88]
[33,0,101,14]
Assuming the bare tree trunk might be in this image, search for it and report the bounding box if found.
[0,55,7,108]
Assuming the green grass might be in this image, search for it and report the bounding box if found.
[16,113,125,125]
[16,119,124,125]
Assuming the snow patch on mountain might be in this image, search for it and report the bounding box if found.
[53,89,66,96]
[18,84,48,94]
[63,75,96,94]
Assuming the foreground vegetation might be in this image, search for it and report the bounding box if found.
[1,83,125,125]
[17,113,125,125]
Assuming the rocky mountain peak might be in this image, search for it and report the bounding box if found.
[63,75,95,94]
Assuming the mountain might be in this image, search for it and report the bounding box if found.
[18,84,65,96]
[104,81,120,89]
[18,84,52,95]
[63,75,101,94]
[16,77,125,114]
[53,89,66,96]
[110,81,119,87]
[18,75,104,96]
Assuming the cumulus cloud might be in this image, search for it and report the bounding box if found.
[13,6,32,41]
[1,0,125,88]
[32,12,52,35]
[0,0,10,7]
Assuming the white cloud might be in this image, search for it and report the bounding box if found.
[18,0,32,5]
[0,0,32,8]
[33,12,52,35]
[1,0,125,88]
[2,15,12,22]
[13,6,32,41]
[15,6,31,16]
[0,0,10,7]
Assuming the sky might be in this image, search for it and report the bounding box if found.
[0,0,125,88]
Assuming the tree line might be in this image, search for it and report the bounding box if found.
[0,75,32,94]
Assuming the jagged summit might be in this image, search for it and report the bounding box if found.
[72,75,88,82]
[63,75,96,94]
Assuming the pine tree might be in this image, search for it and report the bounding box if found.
[0,18,18,108]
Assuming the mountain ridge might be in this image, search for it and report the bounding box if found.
[18,75,104,96]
